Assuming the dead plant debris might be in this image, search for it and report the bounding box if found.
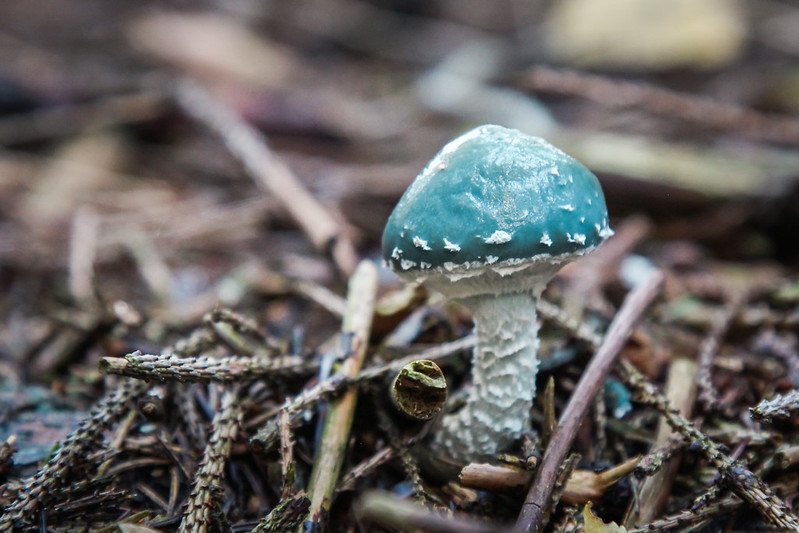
[2,2,799,532]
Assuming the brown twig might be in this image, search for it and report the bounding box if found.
[339,447,396,491]
[376,398,428,502]
[516,271,664,532]
[523,66,799,146]
[68,206,100,306]
[459,457,639,504]
[633,434,687,478]
[251,493,311,533]
[279,408,297,498]
[628,495,741,533]
[548,453,580,523]
[173,78,358,277]
[357,490,514,533]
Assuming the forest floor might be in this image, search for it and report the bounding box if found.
[1,1,799,531]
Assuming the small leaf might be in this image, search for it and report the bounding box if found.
[583,504,627,533]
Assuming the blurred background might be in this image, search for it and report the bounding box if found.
[1,0,799,370]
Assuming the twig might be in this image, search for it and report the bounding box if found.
[0,379,150,530]
[250,376,350,454]
[68,206,100,305]
[173,78,358,276]
[517,271,664,532]
[279,408,297,498]
[169,328,218,357]
[356,490,513,533]
[303,260,378,529]
[625,357,698,527]
[460,458,640,504]
[628,496,741,533]
[120,224,174,302]
[523,66,799,146]
[99,351,312,383]
[548,453,580,524]
[633,434,686,478]
[178,384,208,448]
[376,397,427,503]
[752,389,799,421]
[774,445,799,470]
[540,377,556,449]
[339,447,396,491]
[697,291,747,411]
[178,386,246,533]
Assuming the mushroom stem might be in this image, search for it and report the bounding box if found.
[434,291,541,462]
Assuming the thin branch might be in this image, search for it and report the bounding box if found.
[303,261,378,528]
[68,206,100,306]
[99,351,312,383]
[357,490,513,533]
[523,66,799,146]
[516,271,664,532]
[752,389,799,422]
[625,357,698,527]
[697,290,747,411]
[178,386,246,533]
[173,78,358,276]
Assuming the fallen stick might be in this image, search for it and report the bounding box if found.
[302,261,378,529]
[174,78,358,276]
[516,271,664,532]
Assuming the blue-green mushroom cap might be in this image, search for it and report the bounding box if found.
[382,125,612,297]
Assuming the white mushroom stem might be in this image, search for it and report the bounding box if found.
[433,291,541,462]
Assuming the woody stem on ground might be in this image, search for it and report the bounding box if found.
[173,79,358,277]
[624,357,698,527]
[517,271,664,532]
[302,260,378,529]
[178,385,247,533]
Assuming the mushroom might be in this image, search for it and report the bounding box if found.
[381,124,613,463]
